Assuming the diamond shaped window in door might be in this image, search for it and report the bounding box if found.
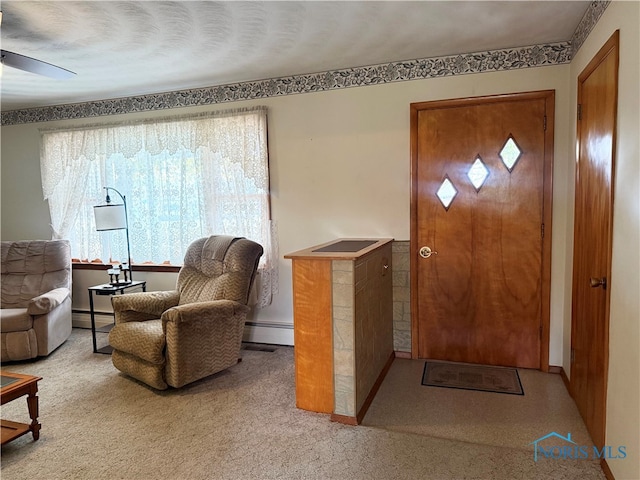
[500,135,522,172]
[467,156,489,192]
[436,176,457,210]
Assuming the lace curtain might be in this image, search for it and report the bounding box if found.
[40,106,277,307]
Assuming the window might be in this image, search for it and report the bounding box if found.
[40,107,277,307]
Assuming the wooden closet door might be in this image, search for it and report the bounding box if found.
[571,31,619,450]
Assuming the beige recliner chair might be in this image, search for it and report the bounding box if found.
[109,235,263,390]
[1,240,73,362]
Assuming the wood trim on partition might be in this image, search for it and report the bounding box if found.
[291,259,334,414]
[330,414,358,426]
[355,351,395,424]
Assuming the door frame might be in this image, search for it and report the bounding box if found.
[409,91,555,371]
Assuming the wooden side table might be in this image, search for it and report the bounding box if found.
[88,280,146,354]
[1,371,42,445]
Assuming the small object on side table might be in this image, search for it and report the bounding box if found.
[107,267,121,285]
[88,280,146,354]
[107,264,132,286]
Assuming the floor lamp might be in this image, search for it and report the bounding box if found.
[93,187,133,285]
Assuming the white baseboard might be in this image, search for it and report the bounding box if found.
[243,322,294,346]
[72,311,113,329]
[72,312,294,346]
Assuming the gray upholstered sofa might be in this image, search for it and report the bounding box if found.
[1,240,73,362]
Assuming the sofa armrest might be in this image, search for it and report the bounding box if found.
[112,290,180,324]
[27,287,70,315]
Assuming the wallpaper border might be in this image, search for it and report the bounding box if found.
[571,0,611,58]
[0,43,572,126]
[1,1,608,126]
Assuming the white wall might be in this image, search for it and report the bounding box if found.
[1,66,572,359]
[568,2,640,479]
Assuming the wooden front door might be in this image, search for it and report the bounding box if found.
[571,31,619,450]
[410,92,554,369]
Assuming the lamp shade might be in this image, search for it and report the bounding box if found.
[94,203,127,231]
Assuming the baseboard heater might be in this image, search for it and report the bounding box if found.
[72,311,294,346]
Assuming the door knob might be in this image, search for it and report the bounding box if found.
[419,246,437,258]
[589,277,607,289]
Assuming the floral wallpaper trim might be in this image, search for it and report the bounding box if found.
[571,1,611,58]
[1,42,572,126]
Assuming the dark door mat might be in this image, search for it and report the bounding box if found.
[422,360,524,395]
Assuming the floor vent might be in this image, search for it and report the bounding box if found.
[241,343,277,352]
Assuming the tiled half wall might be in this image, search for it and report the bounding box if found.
[392,241,412,353]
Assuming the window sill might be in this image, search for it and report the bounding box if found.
[72,262,180,273]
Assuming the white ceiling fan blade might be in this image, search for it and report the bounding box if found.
[1,49,76,80]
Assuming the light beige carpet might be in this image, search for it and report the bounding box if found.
[1,329,605,480]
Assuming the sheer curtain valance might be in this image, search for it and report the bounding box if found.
[40,106,277,307]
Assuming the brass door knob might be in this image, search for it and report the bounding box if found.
[590,277,607,289]
[419,246,437,258]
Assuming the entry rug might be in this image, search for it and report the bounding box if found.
[422,360,524,395]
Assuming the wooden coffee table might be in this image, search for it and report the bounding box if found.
[0,371,42,445]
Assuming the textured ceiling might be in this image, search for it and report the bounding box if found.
[0,1,591,111]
